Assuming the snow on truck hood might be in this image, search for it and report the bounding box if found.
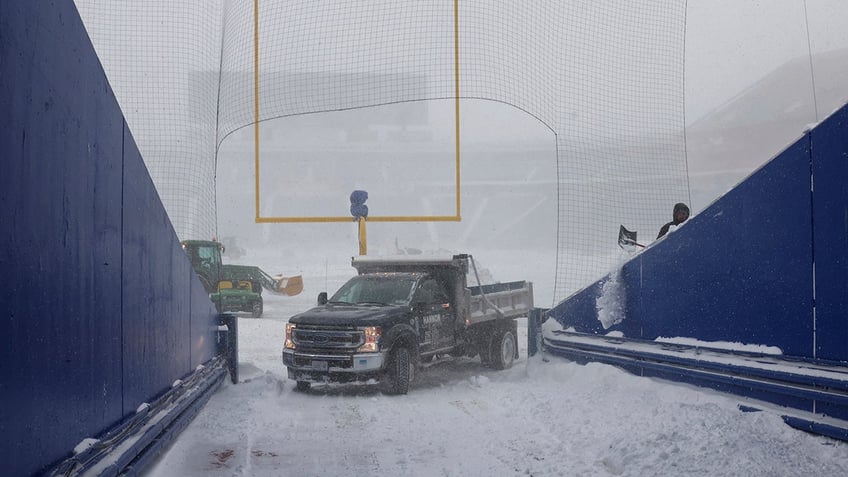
[289,303,410,327]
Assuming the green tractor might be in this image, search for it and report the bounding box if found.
[181,239,224,294]
[181,239,301,317]
[210,279,264,318]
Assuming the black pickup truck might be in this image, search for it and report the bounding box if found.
[282,254,534,394]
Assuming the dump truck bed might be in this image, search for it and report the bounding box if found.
[351,254,533,326]
[468,281,534,325]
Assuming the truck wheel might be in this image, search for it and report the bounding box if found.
[477,336,492,365]
[296,381,311,392]
[252,302,263,318]
[385,346,412,395]
[490,329,516,370]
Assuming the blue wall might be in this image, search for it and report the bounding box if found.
[0,2,220,476]
[811,108,848,362]
[550,103,848,362]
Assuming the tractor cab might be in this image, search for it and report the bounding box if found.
[181,240,224,293]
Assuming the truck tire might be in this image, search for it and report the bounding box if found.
[296,381,311,392]
[385,346,412,395]
[476,333,492,365]
[478,346,491,365]
[252,301,263,318]
[490,328,516,370]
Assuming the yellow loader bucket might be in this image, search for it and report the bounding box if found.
[276,275,303,296]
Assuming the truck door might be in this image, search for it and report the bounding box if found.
[412,278,456,352]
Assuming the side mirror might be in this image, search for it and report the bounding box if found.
[317,292,328,305]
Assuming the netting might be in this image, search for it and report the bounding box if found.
[75,1,223,241]
[75,0,690,302]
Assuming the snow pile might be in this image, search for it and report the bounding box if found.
[656,336,783,355]
[596,268,626,329]
[73,438,99,455]
[146,304,848,476]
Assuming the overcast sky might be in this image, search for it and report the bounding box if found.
[685,0,847,122]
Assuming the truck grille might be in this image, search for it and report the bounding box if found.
[290,354,353,369]
[293,326,364,350]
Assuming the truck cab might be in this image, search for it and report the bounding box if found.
[324,272,457,354]
[282,254,533,394]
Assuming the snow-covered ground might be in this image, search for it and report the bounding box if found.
[146,262,848,477]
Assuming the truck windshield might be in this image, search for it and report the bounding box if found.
[330,275,417,306]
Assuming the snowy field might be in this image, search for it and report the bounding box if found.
[146,262,848,477]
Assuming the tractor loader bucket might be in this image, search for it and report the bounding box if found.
[275,275,304,296]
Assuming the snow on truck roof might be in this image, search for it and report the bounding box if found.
[351,254,470,272]
[352,254,464,264]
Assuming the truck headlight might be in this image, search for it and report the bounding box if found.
[285,323,296,350]
[357,326,381,352]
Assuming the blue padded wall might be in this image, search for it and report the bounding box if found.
[121,129,194,410]
[556,267,643,338]
[811,106,848,361]
[191,271,219,368]
[639,135,814,355]
[550,103,848,362]
[0,2,220,475]
[0,2,126,474]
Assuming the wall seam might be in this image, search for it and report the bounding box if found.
[808,132,816,362]
[120,119,126,416]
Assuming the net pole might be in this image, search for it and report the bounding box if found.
[453,0,461,219]
[253,0,261,222]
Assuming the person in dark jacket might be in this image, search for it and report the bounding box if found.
[657,202,690,239]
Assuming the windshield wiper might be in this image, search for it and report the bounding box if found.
[327,300,351,305]
[355,301,388,306]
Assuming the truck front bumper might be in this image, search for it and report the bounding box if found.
[282,349,385,383]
